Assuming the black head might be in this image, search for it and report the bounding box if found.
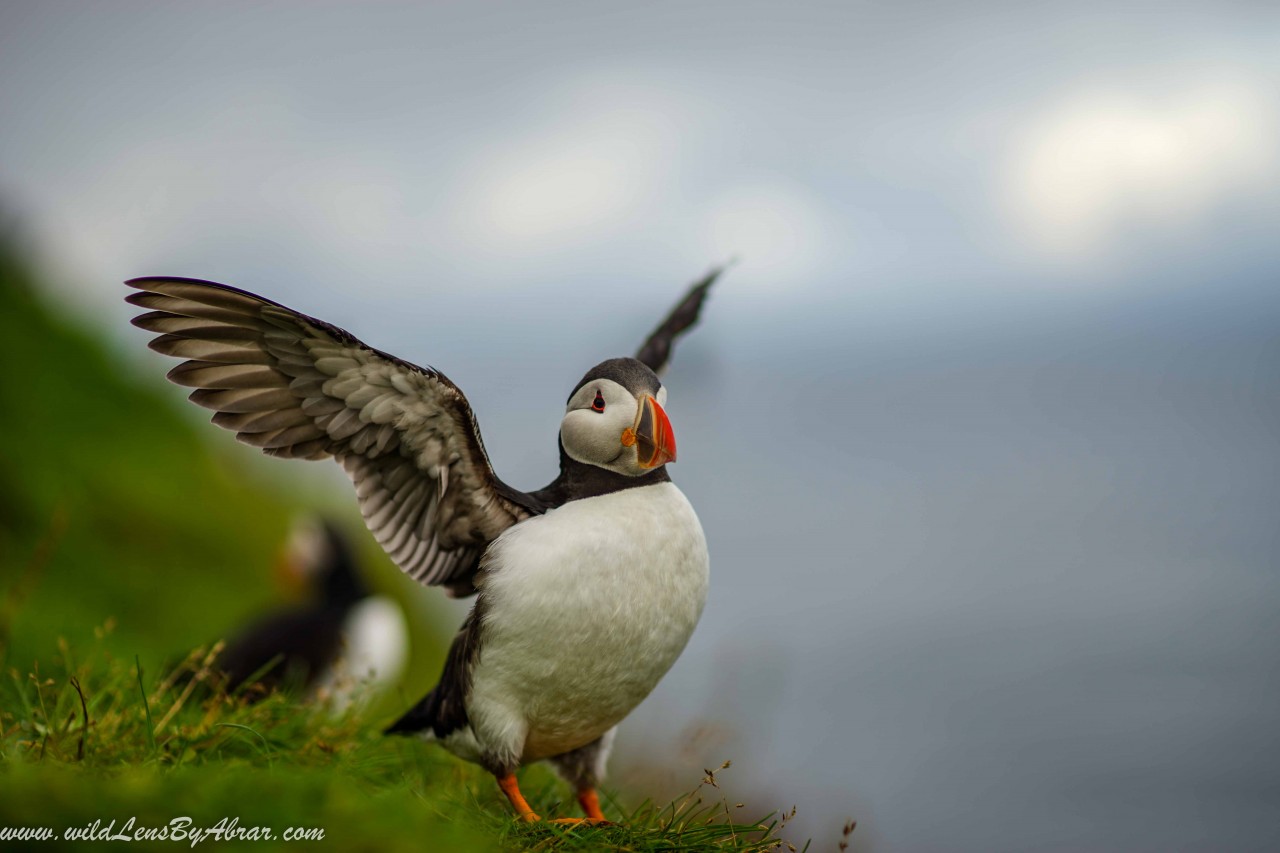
[560,357,676,477]
[567,357,662,403]
[278,517,368,607]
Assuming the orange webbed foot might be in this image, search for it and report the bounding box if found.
[547,817,612,826]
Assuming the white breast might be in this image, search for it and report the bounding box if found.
[310,596,409,713]
[466,482,709,765]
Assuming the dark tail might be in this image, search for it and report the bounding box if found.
[384,690,438,736]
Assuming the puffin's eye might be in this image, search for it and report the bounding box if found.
[591,390,606,413]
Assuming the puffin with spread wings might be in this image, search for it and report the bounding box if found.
[126,270,719,824]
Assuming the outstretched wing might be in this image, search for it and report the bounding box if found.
[126,277,539,596]
[634,266,725,375]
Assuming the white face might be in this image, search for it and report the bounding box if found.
[274,515,333,596]
[286,516,332,582]
[561,379,671,476]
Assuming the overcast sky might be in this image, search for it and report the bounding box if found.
[3,2,1279,850]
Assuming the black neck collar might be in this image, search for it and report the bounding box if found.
[532,443,671,508]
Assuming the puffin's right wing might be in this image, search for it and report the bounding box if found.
[126,277,539,597]
[634,266,725,375]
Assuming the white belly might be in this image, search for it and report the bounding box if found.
[310,596,408,713]
[466,482,708,764]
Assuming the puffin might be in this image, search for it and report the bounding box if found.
[212,516,407,710]
[125,269,719,824]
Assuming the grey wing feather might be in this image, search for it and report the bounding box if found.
[126,276,538,595]
[633,266,725,375]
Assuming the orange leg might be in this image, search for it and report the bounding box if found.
[543,788,611,826]
[577,788,607,821]
[495,773,540,822]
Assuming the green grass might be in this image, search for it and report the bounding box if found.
[1,635,493,849]
[1,634,793,851]
[0,239,803,851]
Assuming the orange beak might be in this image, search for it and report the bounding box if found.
[631,395,677,468]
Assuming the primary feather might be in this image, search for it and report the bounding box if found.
[127,277,537,596]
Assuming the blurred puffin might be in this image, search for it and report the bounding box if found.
[127,269,719,824]
[214,516,407,710]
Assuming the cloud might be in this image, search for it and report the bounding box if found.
[1002,71,1280,265]
[449,81,693,263]
[440,75,843,289]
[699,179,835,286]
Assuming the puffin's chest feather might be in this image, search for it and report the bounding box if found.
[473,483,708,753]
[483,483,707,632]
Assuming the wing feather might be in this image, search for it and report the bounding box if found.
[126,276,539,595]
[634,265,725,375]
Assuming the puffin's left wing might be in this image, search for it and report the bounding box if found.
[634,266,725,375]
[126,277,538,597]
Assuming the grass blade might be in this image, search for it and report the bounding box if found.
[135,655,156,755]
